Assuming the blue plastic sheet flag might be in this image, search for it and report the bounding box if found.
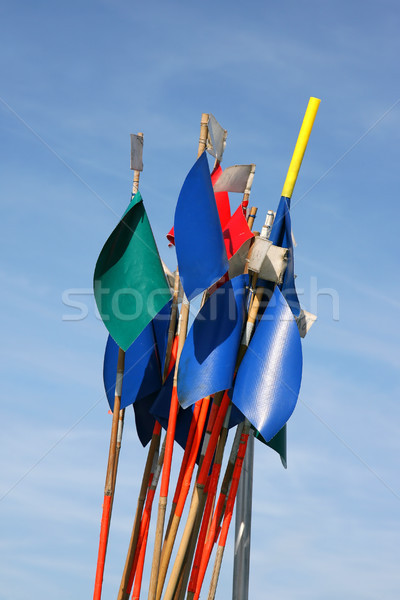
[177,274,250,409]
[103,302,172,412]
[132,391,159,447]
[269,196,300,317]
[150,371,195,450]
[174,152,229,300]
[232,286,302,443]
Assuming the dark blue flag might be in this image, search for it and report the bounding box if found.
[177,274,250,409]
[269,196,300,317]
[103,302,172,411]
[174,152,229,300]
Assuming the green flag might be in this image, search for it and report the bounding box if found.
[94,191,171,351]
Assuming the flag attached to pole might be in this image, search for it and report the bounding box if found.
[173,153,229,300]
[232,286,302,442]
[177,274,250,409]
[269,196,301,317]
[94,191,171,350]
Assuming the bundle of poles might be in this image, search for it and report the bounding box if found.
[92,98,320,600]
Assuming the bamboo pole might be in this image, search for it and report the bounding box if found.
[93,348,125,600]
[165,389,228,600]
[155,396,211,598]
[94,133,144,600]
[183,206,258,600]
[117,423,162,600]
[117,263,181,600]
[187,421,244,600]
[184,404,232,600]
[148,302,189,600]
[148,113,209,600]
[129,437,166,598]
[240,164,256,217]
[165,400,202,539]
[206,421,251,600]
[161,389,230,600]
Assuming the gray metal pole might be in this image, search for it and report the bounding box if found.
[232,430,254,600]
[232,210,275,600]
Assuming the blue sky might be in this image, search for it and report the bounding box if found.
[1,0,399,598]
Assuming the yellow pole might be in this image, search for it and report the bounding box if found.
[281,97,321,199]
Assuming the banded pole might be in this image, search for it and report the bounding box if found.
[147,113,210,600]
[155,396,211,598]
[93,133,144,600]
[184,207,258,600]
[117,258,181,600]
[206,421,251,600]
[129,437,166,599]
[189,422,244,600]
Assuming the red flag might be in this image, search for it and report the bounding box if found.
[223,204,253,260]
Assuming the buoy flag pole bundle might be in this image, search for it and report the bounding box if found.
[90,99,321,600]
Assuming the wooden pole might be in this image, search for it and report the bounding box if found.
[117,422,162,600]
[165,400,203,539]
[161,390,230,600]
[94,131,145,600]
[93,348,125,600]
[117,238,180,600]
[188,421,244,600]
[240,164,256,217]
[147,112,209,600]
[206,421,251,600]
[155,396,211,598]
[128,437,166,598]
[147,303,190,600]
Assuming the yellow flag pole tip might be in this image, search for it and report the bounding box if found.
[281,97,321,199]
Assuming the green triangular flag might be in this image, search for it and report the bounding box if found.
[254,424,287,469]
[94,191,171,351]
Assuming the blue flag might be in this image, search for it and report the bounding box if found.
[269,196,300,317]
[103,302,172,411]
[177,275,249,409]
[150,370,196,450]
[174,152,229,300]
[232,286,302,442]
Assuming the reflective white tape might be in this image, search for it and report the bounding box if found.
[115,371,124,397]
[130,134,144,171]
[241,321,254,347]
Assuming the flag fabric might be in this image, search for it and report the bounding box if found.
[269,196,300,317]
[177,274,250,409]
[232,286,302,443]
[255,425,287,468]
[167,163,231,247]
[206,114,227,163]
[174,152,229,300]
[94,191,171,350]
[224,205,254,276]
[103,301,172,411]
[104,328,160,412]
[213,164,254,194]
[130,134,144,171]
[132,390,161,447]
